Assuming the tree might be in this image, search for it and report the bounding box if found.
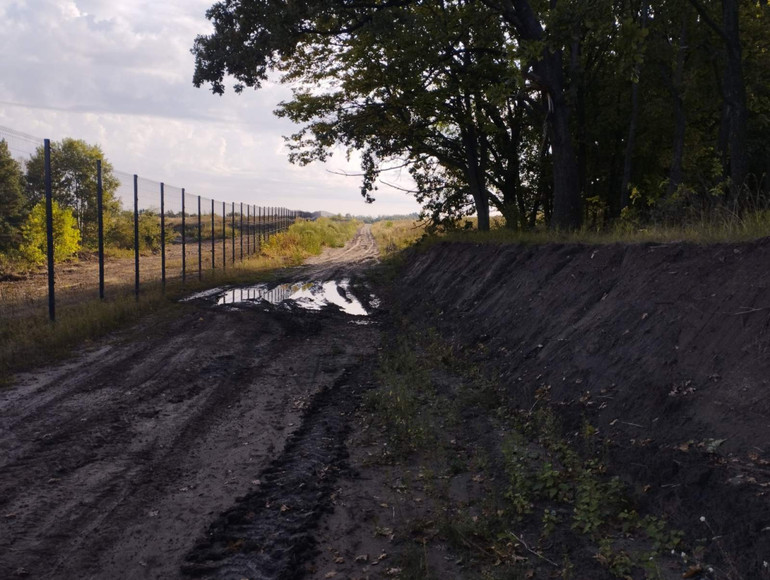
[193,0,769,231]
[25,138,121,247]
[0,139,26,252]
[686,0,749,203]
[192,0,581,230]
[17,200,80,265]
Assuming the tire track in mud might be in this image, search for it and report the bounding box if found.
[0,225,382,580]
[182,366,371,580]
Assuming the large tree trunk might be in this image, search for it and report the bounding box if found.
[570,37,588,203]
[620,4,648,211]
[461,118,491,231]
[688,0,748,202]
[495,0,582,230]
[722,0,748,203]
[667,21,688,199]
[620,77,640,211]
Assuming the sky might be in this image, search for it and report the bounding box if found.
[0,0,421,216]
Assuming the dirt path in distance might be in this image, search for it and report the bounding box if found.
[297,223,379,280]
[0,226,381,580]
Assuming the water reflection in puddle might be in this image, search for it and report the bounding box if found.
[209,279,371,316]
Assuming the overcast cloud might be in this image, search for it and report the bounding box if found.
[0,0,420,216]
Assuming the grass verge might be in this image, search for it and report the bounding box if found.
[371,219,426,256]
[437,209,770,246]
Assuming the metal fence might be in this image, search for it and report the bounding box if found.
[0,126,306,322]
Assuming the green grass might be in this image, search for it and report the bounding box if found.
[261,216,360,262]
[371,219,426,256]
[434,209,770,246]
[0,218,360,381]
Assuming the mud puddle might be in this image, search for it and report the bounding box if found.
[185,279,375,316]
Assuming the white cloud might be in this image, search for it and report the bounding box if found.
[0,0,421,216]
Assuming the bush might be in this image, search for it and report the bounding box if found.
[106,211,174,253]
[17,201,80,265]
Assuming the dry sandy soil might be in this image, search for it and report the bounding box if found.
[2,228,770,580]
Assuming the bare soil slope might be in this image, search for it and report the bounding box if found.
[394,238,770,575]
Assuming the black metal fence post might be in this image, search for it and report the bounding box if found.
[211,199,215,269]
[44,139,55,322]
[231,202,235,264]
[133,174,139,299]
[160,183,166,294]
[197,195,202,281]
[240,202,244,261]
[222,201,226,272]
[246,204,250,256]
[96,160,105,300]
[181,188,186,283]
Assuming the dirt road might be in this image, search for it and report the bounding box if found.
[0,226,381,580]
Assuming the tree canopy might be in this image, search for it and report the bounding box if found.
[0,139,26,251]
[25,138,121,247]
[193,0,770,231]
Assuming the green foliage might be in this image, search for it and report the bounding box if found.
[371,219,425,256]
[0,140,26,251]
[194,0,770,232]
[17,201,80,265]
[25,138,121,247]
[106,210,173,253]
[260,217,359,262]
[363,336,435,456]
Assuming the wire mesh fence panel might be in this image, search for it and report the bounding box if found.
[0,125,305,322]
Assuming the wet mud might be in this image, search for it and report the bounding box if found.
[0,226,381,580]
[5,227,770,579]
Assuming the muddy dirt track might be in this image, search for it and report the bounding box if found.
[0,225,381,580]
[4,228,770,579]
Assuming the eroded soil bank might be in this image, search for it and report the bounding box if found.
[380,238,770,577]
[3,231,770,579]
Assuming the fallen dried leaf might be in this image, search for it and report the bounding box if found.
[682,564,703,578]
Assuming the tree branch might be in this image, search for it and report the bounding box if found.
[686,0,730,45]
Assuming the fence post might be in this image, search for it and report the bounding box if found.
[222,201,226,272]
[240,202,244,261]
[197,195,202,281]
[211,199,215,269]
[246,204,250,256]
[161,183,166,294]
[44,139,55,322]
[134,174,139,299]
[231,202,235,265]
[181,188,186,283]
[97,160,105,300]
